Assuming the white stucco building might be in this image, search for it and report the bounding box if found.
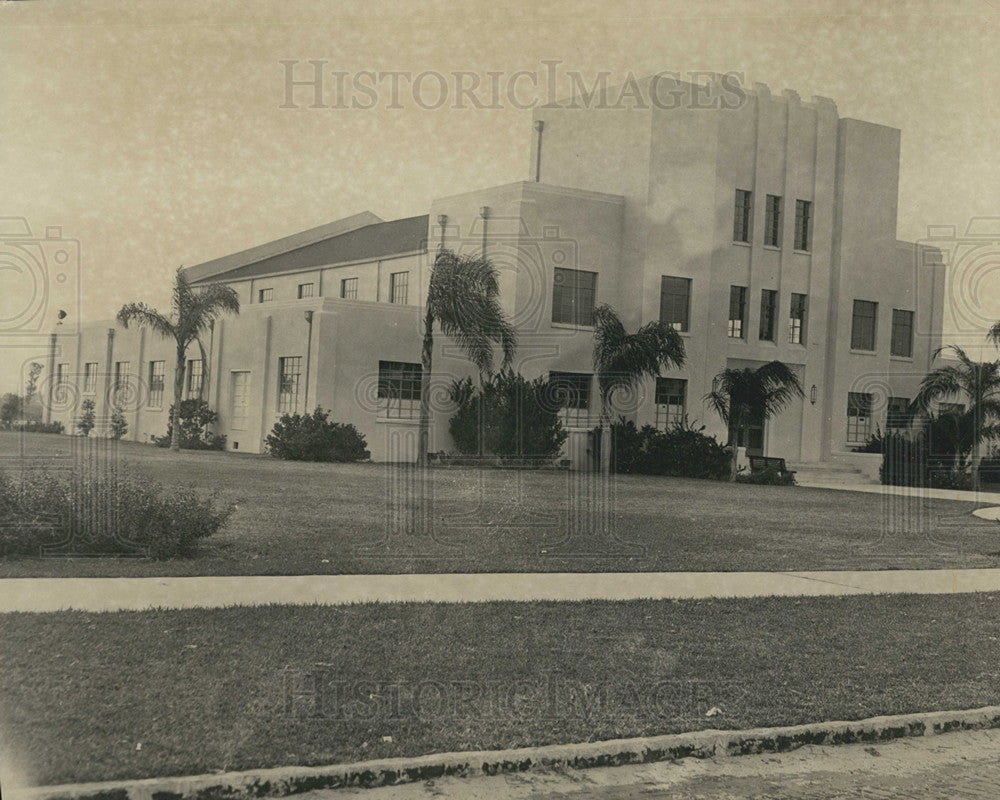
[48,77,946,468]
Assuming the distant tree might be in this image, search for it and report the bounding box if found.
[117,268,239,451]
[706,361,805,481]
[0,393,20,429]
[23,362,42,405]
[77,398,96,437]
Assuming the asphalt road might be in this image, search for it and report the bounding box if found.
[310,727,1000,799]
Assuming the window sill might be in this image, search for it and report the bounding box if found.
[732,240,751,248]
[551,322,595,331]
[376,417,421,425]
[762,244,781,251]
[849,349,878,356]
[890,355,914,362]
[793,249,811,255]
[727,336,748,343]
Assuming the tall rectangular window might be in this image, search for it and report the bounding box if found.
[390,272,409,304]
[377,360,422,419]
[84,362,98,393]
[794,200,812,251]
[55,363,68,387]
[789,293,807,344]
[341,277,358,300]
[764,195,782,247]
[891,309,914,358]
[552,268,598,326]
[277,356,302,414]
[147,360,165,408]
[258,287,273,303]
[297,282,314,299]
[230,371,250,430]
[548,371,592,427]
[659,276,691,332]
[654,378,687,430]
[186,359,204,399]
[728,285,747,338]
[759,289,778,341]
[113,361,130,407]
[733,189,752,243]
[847,392,873,444]
[851,300,878,351]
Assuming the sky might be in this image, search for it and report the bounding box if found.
[1,0,999,393]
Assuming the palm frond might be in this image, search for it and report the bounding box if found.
[116,303,176,339]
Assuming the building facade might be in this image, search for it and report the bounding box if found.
[49,77,946,467]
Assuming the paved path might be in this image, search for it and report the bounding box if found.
[4,568,1000,612]
[301,728,1000,799]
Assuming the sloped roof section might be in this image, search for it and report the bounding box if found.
[184,211,429,284]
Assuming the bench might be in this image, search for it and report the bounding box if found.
[748,455,796,478]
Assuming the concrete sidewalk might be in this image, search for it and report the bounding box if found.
[797,479,1000,505]
[3,568,1000,612]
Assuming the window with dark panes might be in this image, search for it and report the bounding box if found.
[851,300,878,351]
[551,268,598,326]
[659,276,691,332]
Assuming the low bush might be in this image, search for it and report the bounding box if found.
[0,467,232,559]
[266,407,369,462]
[13,421,65,434]
[448,372,568,461]
[880,430,973,488]
[595,417,730,480]
[736,467,796,486]
[155,399,227,450]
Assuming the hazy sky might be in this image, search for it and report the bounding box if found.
[2,0,999,393]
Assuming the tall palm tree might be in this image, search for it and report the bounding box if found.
[915,344,1000,490]
[417,249,517,465]
[705,361,804,481]
[117,268,239,450]
[591,304,686,474]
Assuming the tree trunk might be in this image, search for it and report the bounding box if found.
[416,310,434,466]
[729,423,741,482]
[972,435,983,492]
[171,345,185,451]
[599,390,612,476]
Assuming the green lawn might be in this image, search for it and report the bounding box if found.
[4,594,1000,786]
[0,431,998,576]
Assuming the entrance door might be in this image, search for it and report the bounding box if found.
[732,417,765,457]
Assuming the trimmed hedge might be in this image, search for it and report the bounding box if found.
[266,408,369,462]
[596,418,730,480]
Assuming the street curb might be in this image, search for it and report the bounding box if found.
[13,705,1000,800]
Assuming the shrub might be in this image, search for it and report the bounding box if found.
[13,421,65,434]
[155,399,227,450]
[109,409,128,440]
[266,407,369,462]
[880,430,972,488]
[736,467,796,486]
[448,372,568,461]
[853,424,887,454]
[0,466,232,559]
[595,417,730,480]
[77,399,96,437]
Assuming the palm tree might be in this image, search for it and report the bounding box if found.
[117,268,239,451]
[591,304,686,473]
[915,344,1000,490]
[705,361,804,481]
[417,249,517,465]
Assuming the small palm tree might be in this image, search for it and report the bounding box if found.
[705,361,804,481]
[417,249,517,465]
[592,304,686,473]
[117,268,239,451]
[915,344,1000,490]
